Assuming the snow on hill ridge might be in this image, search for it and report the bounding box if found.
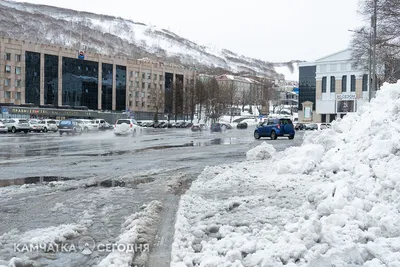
[0,0,290,77]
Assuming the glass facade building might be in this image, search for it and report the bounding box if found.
[62,57,98,110]
[298,65,316,110]
[25,51,41,105]
[102,63,113,111]
[115,65,126,111]
[44,54,58,106]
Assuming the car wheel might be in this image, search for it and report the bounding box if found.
[60,131,63,136]
[289,136,294,140]
[43,127,48,133]
[254,131,261,139]
[270,130,277,140]
[24,130,28,134]
[11,127,16,133]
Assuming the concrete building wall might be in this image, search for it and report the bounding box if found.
[0,36,196,114]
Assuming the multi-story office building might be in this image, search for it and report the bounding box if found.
[0,36,196,119]
[298,49,381,123]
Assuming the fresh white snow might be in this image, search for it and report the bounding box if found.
[171,81,400,266]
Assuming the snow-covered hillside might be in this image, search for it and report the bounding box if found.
[0,0,294,77]
[274,61,300,82]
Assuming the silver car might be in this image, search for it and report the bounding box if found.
[38,119,58,132]
[3,118,30,133]
[0,121,8,133]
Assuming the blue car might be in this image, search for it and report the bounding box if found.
[254,118,295,140]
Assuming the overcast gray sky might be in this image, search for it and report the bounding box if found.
[15,0,363,62]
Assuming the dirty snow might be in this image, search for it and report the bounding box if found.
[97,201,162,267]
[171,81,400,266]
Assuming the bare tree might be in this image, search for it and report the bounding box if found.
[351,0,400,82]
[149,84,164,123]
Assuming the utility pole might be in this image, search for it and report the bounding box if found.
[371,0,378,101]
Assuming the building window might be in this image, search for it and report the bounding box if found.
[5,91,10,98]
[147,73,151,80]
[148,83,151,89]
[142,72,145,79]
[159,74,163,81]
[154,83,157,88]
[142,82,145,89]
[4,53,11,61]
[321,114,326,123]
[15,54,21,62]
[16,92,21,100]
[154,74,157,80]
[362,74,368,91]
[135,91,139,97]
[135,71,139,78]
[330,76,335,92]
[4,78,11,86]
[342,75,347,92]
[141,92,145,97]
[5,65,11,73]
[322,76,327,93]
[142,102,145,107]
[15,67,21,75]
[102,63,113,110]
[15,79,21,87]
[351,75,356,92]
[135,101,138,107]
[135,81,139,88]
[129,71,133,77]
[115,65,127,111]
[129,100,132,107]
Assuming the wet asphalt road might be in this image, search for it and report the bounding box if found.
[0,127,304,267]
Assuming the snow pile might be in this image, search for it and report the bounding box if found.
[246,142,276,161]
[97,201,162,267]
[171,82,400,266]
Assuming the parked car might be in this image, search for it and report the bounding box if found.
[210,123,222,133]
[78,119,99,132]
[191,124,202,132]
[317,123,332,131]
[114,119,141,136]
[221,123,232,130]
[254,118,295,140]
[29,119,44,132]
[3,118,30,133]
[305,123,318,130]
[0,121,8,133]
[294,123,305,130]
[58,120,82,136]
[38,119,58,132]
[237,122,248,129]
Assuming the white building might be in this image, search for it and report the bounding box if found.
[299,49,382,123]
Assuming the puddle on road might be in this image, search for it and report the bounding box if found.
[62,138,241,157]
[0,176,73,188]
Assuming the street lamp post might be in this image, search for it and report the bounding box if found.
[371,0,378,99]
[348,28,373,101]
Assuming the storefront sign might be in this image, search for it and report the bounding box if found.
[8,107,94,117]
[336,94,356,101]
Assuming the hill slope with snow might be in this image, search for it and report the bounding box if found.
[0,0,298,78]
